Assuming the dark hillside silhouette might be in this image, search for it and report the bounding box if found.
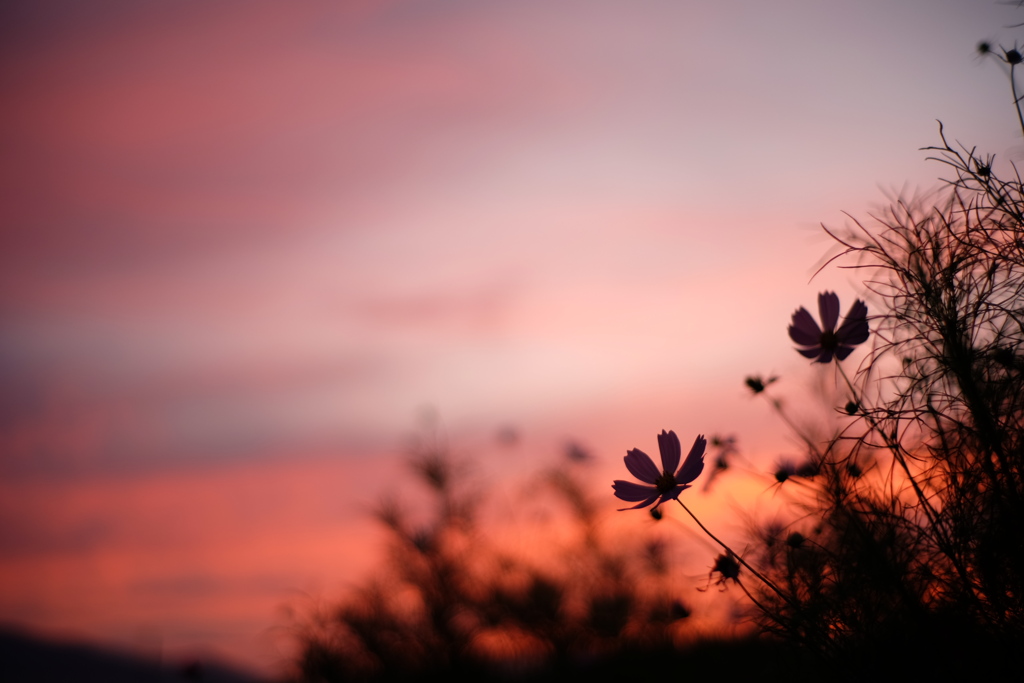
[0,627,265,683]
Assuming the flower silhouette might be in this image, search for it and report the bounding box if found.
[788,291,869,363]
[612,431,706,511]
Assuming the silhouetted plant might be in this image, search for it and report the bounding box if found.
[752,156,1024,650]
[605,9,1024,676]
[727,18,1024,674]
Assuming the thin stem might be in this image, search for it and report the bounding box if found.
[1011,62,1024,139]
[835,363,938,522]
[835,361,981,603]
[735,577,786,628]
[674,499,796,608]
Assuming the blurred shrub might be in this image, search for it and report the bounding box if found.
[291,438,696,682]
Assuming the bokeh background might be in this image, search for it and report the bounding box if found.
[0,0,1018,677]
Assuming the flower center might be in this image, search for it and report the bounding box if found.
[820,329,838,351]
[655,472,677,494]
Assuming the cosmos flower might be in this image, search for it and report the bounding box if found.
[612,430,706,511]
[788,291,869,363]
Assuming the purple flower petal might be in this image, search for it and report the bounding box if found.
[614,432,706,511]
[790,293,870,364]
[834,345,857,361]
[657,430,681,474]
[676,434,706,485]
[836,300,869,345]
[613,480,661,510]
[662,484,691,503]
[612,480,659,501]
[624,448,660,483]
[818,291,840,332]
[788,308,822,346]
[797,346,823,359]
[617,494,662,511]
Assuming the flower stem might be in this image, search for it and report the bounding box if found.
[1010,62,1024,139]
[674,499,795,607]
[835,362,939,521]
[834,362,981,598]
[735,578,787,631]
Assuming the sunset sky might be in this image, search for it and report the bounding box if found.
[0,0,1019,677]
